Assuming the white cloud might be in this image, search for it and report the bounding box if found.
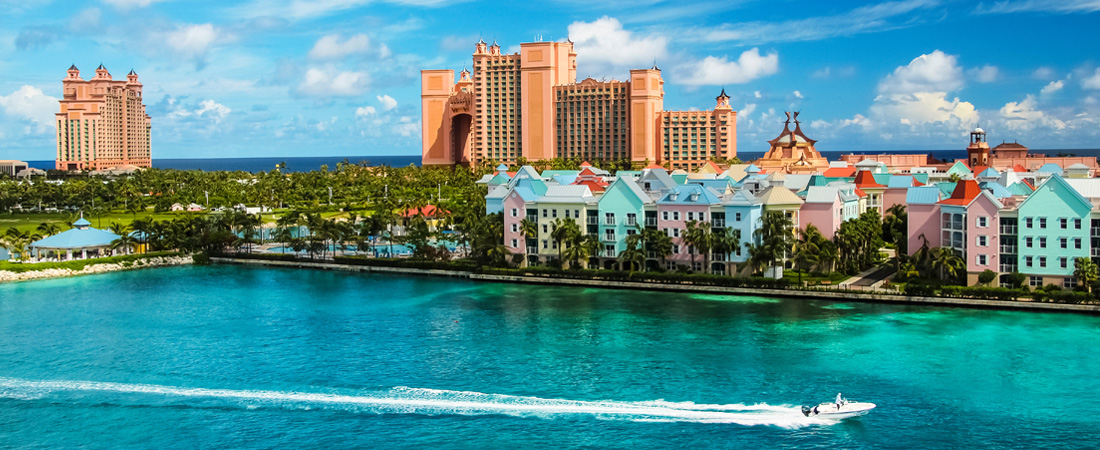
[0,85,58,134]
[975,0,1100,14]
[679,0,942,45]
[793,90,803,99]
[1032,66,1056,79]
[232,0,452,21]
[159,23,228,69]
[355,106,376,118]
[195,99,231,123]
[676,48,779,86]
[568,16,668,77]
[102,0,168,9]
[1083,68,1100,90]
[753,91,762,98]
[377,94,397,111]
[968,65,1000,83]
[308,33,385,60]
[1000,94,1066,131]
[871,92,978,126]
[297,67,369,97]
[1040,80,1065,95]
[739,103,756,118]
[878,50,964,95]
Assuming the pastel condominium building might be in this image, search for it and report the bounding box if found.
[56,64,151,171]
[422,39,735,170]
[486,146,1100,287]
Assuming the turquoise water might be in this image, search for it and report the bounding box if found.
[1,266,1098,448]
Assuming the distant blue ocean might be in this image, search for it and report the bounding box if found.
[24,149,1099,173]
[26,155,421,173]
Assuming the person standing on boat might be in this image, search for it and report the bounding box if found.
[836,393,843,408]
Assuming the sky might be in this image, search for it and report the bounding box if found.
[1,0,1100,161]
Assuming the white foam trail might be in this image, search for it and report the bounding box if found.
[0,378,832,428]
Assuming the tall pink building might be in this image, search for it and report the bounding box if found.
[56,64,151,171]
[422,40,736,170]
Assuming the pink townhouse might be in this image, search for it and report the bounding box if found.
[906,185,944,255]
[801,185,846,239]
[937,180,1003,285]
[502,183,542,260]
[656,184,723,271]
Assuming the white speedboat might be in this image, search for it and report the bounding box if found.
[801,394,875,419]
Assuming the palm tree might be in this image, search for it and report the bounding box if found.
[930,247,965,282]
[711,227,740,276]
[36,222,60,237]
[519,218,538,267]
[111,233,138,255]
[1073,257,1098,293]
[550,218,579,267]
[618,233,646,272]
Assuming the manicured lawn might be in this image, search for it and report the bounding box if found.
[0,211,195,234]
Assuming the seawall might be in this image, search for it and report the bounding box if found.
[0,255,195,284]
[210,257,1100,315]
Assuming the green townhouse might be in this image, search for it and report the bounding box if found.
[1008,174,1092,289]
[596,177,654,269]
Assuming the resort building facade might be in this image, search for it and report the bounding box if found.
[56,65,151,171]
[422,40,735,170]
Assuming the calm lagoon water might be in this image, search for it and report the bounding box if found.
[1,265,1098,449]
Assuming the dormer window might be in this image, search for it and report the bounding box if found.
[689,193,699,202]
[670,193,678,201]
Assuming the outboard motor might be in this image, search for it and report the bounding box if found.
[801,405,812,417]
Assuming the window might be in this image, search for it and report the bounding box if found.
[1061,218,1068,229]
[542,209,548,218]
[511,224,518,233]
[1040,218,1047,229]
[663,228,670,237]
[604,230,615,241]
[1039,237,1047,248]
[662,211,669,220]
[673,211,681,221]
[511,239,518,247]
[574,209,580,218]
[1075,238,1083,249]
[673,228,681,238]
[1064,277,1077,289]
[687,211,694,221]
[542,240,548,249]
[1060,257,1068,269]
[511,208,518,217]
[1061,238,1068,249]
[978,235,988,247]
[1025,217,1033,228]
[673,244,680,254]
[1025,256,1034,267]
[978,254,988,265]
[542,225,547,233]
[605,213,615,225]
[1030,276,1042,287]
[978,217,988,228]
[1075,218,1082,229]
[1039,256,1047,268]
[736,212,743,222]
[552,209,558,218]
[1026,237,1033,248]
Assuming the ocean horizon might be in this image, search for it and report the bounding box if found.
[24,148,1100,173]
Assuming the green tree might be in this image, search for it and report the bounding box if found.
[978,269,997,286]
[1073,257,1098,293]
[519,217,538,267]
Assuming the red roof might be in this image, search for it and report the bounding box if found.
[823,167,857,178]
[573,179,608,192]
[855,187,868,197]
[938,179,981,206]
[1013,164,1027,173]
[401,205,448,218]
[1022,179,1036,190]
[580,161,592,167]
[913,179,925,186]
[972,165,990,176]
[578,167,597,177]
[506,171,516,177]
[854,170,885,188]
[706,160,723,171]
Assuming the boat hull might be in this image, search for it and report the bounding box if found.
[803,402,876,419]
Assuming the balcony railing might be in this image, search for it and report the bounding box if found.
[645,218,658,227]
[604,218,616,225]
[625,218,637,226]
[586,217,598,225]
[526,246,537,254]
[602,234,616,242]
[999,245,1017,254]
[604,249,616,258]
[1091,227,1100,236]
[712,220,725,228]
[999,225,1017,235]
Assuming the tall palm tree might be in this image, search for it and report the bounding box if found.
[36,222,60,237]
[519,217,538,267]
[930,247,965,282]
[711,227,740,276]
[1073,257,1098,293]
[550,218,578,267]
[619,233,646,272]
[111,233,138,255]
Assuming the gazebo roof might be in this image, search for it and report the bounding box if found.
[30,226,120,249]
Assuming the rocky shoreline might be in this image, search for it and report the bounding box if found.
[0,255,194,284]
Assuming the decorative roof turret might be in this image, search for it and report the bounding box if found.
[715,88,731,109]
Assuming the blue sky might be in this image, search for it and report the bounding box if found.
[1,0,1099,161]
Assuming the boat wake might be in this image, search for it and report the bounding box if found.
[0,377,833,428]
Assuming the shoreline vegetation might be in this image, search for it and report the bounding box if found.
[208,252,1100,314]
[3,159,1099,311]
[0,252,191,284]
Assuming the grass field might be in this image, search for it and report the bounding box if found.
[0,208,362,235]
